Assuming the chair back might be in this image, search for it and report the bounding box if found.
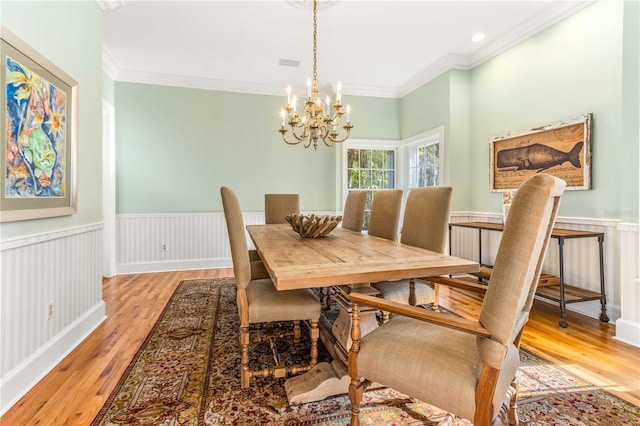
[478,174,565,368]
[400,186,452,252]
[367,189,403,241]
[342,191,367,232]
[265,193,300,224]
[220,187,251,289]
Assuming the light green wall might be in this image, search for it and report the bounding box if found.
[620,0,639,223]
[447,70,471,211]
[0,1,103,239]
[103,71,115,106]
[399,0,636,222]
[110,0,637,223]
[399,70,471,211]
[114,83,398,213]
[469,0,627,219]
[400,72,451,139]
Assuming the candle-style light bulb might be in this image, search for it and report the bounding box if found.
[292,95,297,113]
[346,104,351,122]
[336,82,342,103]
[281,109,286,126]
[325,95,331,114]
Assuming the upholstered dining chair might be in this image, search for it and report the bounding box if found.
[221,187,321,388]
[366,189,403,241]
[318,190,368,309]
[347,174,566,426]
[264,193,300,224]
[372,186,452,318]
[341,190,368,232]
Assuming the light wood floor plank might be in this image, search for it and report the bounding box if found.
[1,269,638,425]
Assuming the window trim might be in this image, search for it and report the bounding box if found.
[341,139,399,209]
[339,126,445,209]
[399,125,446,191]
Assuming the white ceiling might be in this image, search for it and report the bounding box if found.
[101,0,592,98]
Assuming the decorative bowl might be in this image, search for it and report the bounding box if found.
[285,213,343,238]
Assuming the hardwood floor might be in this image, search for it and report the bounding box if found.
[2,269,639,425]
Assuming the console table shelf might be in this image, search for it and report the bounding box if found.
[448,221,609,328]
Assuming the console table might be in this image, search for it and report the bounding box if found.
[448,221,609,328]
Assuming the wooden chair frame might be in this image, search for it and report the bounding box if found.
[348,175,564,426]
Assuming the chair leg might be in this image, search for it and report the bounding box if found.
[408,279,416,306]
[474,365,500,426]
[348,302,363,426]
[240,325,251,388]
[293,320,301,342]
[433,283,440,309]
[506,378,519,425]
[309,319,319,366]
[349,381,364,426]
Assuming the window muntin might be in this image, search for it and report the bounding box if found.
[408,141,439,188]
[347,148,395,230]
[342,127,444,230]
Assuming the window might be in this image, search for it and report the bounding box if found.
[407,139,440,188]
[342,127,444,229]
[346,148,395,230]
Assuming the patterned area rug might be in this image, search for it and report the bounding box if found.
[93,278,640,425]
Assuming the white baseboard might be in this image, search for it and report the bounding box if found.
[116,258,232,275]
[614,318,640,348]
[0,301,106,416]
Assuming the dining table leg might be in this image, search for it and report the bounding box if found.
[331,284,381,362]
[284,283,380,405]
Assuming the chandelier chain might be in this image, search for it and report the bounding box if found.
[278,0,353,149]
[312,0,318,82]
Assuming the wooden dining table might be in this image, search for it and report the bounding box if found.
[246,223,479,404]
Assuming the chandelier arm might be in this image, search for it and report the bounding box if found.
[291,123,309,142]
[318,124,330,144]
[280,127,304,145]
[278,0,352,149]
[327,125,353,144]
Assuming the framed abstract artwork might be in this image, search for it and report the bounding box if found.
[490,113,592,191]
[1,27,78,222]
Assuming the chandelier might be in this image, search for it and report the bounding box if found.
[279,0,353,150]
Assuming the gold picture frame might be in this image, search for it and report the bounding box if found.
[1,27,78,222]
[490,113,592,192]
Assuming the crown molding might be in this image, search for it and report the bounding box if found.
[466,0,595,69]
[112,68,400,98]
[96,0,124,13]
[396,53,471,98]
[101,1,594,99]
[102,47,120,80]
[113,69,290,95]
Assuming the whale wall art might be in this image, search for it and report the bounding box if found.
[490,113,592,191]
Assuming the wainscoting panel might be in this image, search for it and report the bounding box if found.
[116,212,268,274]
[0,224,105,415]
[615,223,639,347]
[116,212,631,328]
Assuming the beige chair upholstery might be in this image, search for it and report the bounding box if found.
[341,191,367,232]
[320,190,368,309]
[367,189,403,242]
[348,174,566,426]
[372,187,452,310]
[221,187,321,388]
[265,193,300,224]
